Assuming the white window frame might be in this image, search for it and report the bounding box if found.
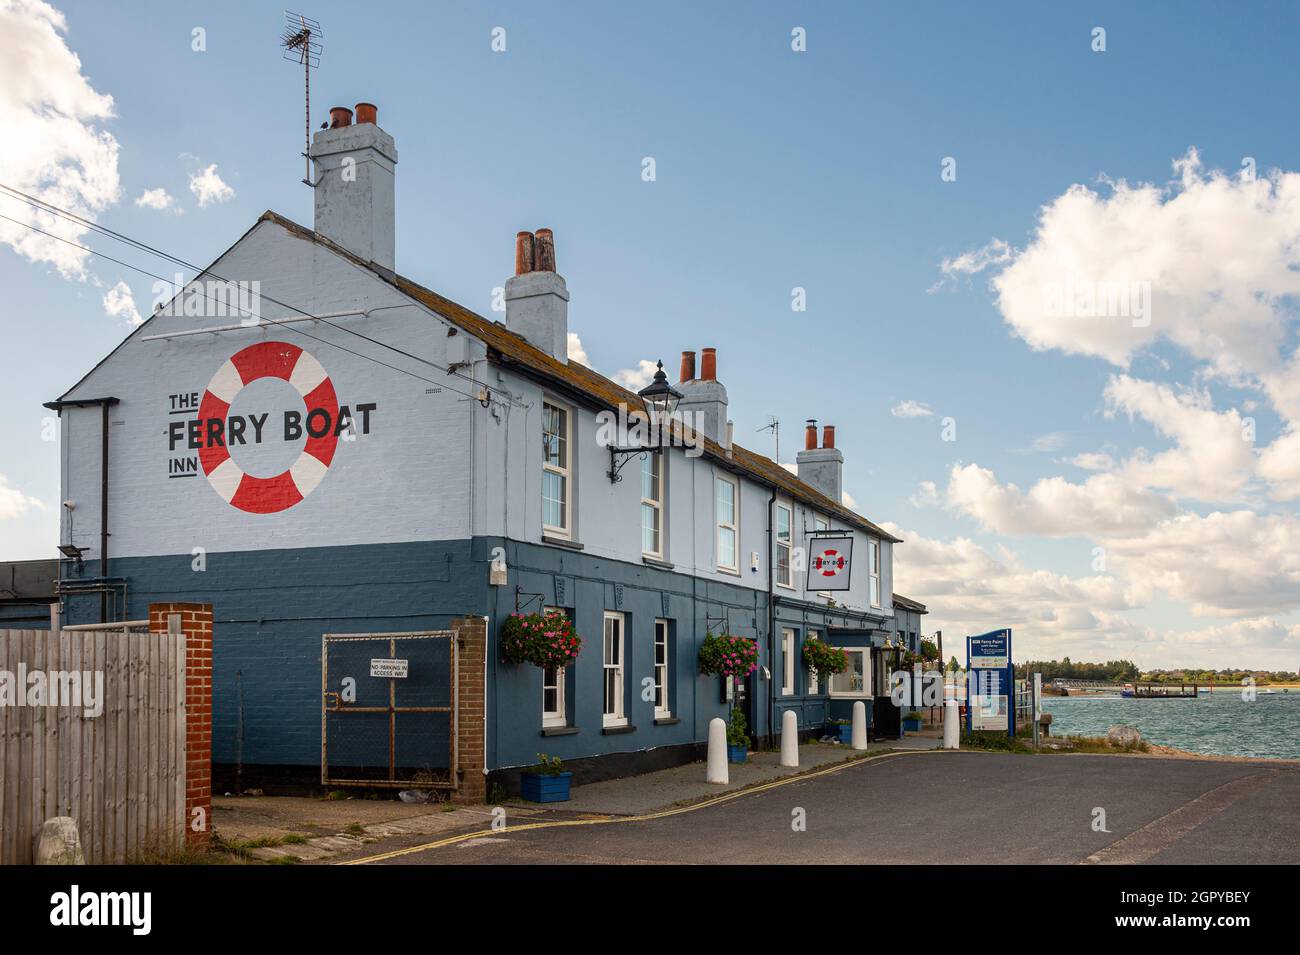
[775,501,793,589]
[603,611,626,728]
[869,538,882,609]
[814,516,831,598]
[715,474,740,574]
[806,629,820,695]
[542,400,571,538]
[541,606,567,728]
[653,618,671,719]
[641,452,664,559]
[781,627,795,696]
[828,647,871,699]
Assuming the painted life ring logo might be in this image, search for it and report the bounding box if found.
[812,547,847,578]
[166,341,376,514]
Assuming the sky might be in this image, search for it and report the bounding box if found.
[2,0,1299,670]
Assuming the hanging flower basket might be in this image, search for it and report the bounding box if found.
[499,611,582,668]
[803,637,849,677]
[697,632,759,680]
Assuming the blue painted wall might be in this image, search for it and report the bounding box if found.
[61,540,483,768]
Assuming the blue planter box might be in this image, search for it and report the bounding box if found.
[727,743,748,763]
[903,718,923,733]
[832,723,853,743]
[520,771,572,803]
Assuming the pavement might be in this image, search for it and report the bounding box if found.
[213,738,933,861]
[329,750,1300,865]
[552,738,935,815]
[211,792,519,862]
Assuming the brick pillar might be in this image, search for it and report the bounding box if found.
[452,616,487,803]
[149,602,213,845]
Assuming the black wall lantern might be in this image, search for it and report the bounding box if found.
[607,360,683,483]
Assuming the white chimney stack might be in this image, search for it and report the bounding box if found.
[797,422,843,503]
[310,103,397,275]
[505,229,569,362]
[674,347,729,446]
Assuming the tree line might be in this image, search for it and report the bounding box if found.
[1018,658,1298,683]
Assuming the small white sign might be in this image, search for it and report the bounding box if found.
[370,658,409,679]
[970,654,1008,669]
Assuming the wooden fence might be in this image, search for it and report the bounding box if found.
[0,622,186,864]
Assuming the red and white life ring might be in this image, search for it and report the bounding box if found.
[813,548,847,577]
[197,341,339,514]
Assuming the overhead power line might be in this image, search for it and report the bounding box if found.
[0,184,514,409]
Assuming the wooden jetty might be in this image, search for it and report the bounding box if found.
[1121,683,1198,699]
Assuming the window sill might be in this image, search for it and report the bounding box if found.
[716,567,741,577]
[653,716,679,726]
[641,555,674,571]
[601,724,636,735]
[540,725,579,737]
[542,535,583,551]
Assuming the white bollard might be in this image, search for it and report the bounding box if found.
[851,700,868,750]
[706,717,729,784]
[943,699,960,750]
[780,709,799,767]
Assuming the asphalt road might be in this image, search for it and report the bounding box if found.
[355,752,1300,865]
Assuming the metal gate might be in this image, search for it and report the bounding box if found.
[321,631,457,789]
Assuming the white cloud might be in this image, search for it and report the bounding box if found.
[1101,510,1300,618]
[842,489,858,509]
[134,187,177,212]
[931,238,1013,290]
[1067,452,1116,471]
[101,279,141,326]
[0,474,44,519]
[566,332,589,366]
[188,163,233,207]
[1258,428,1300,500]
[939,462,1177,538]
[1103,374,1256,501]
[612,359,658,391]
[0,0,121,276]
[885,522,1144,660]
[944,150,1300,423]
[890,399,934,418]
[1020,431,1068,454]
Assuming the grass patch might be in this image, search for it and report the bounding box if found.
[343,822,366,836]
[129,841,250,865]
[961,731,1036,753]
[960,730,1151,755]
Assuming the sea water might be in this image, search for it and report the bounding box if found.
[1041,690,1300,759]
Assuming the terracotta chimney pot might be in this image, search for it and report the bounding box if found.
[700,347,717,381]
[534,228,556,272]
[514,232,535,276]
[679,350,696,382]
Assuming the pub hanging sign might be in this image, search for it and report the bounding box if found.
[805,535,854,592]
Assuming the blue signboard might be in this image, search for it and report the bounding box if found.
[966,629,1014,738]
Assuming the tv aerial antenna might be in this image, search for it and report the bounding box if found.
[757,416,780,463]
[280,10,323,187]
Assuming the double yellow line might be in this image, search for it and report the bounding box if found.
[338,748,938,865]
